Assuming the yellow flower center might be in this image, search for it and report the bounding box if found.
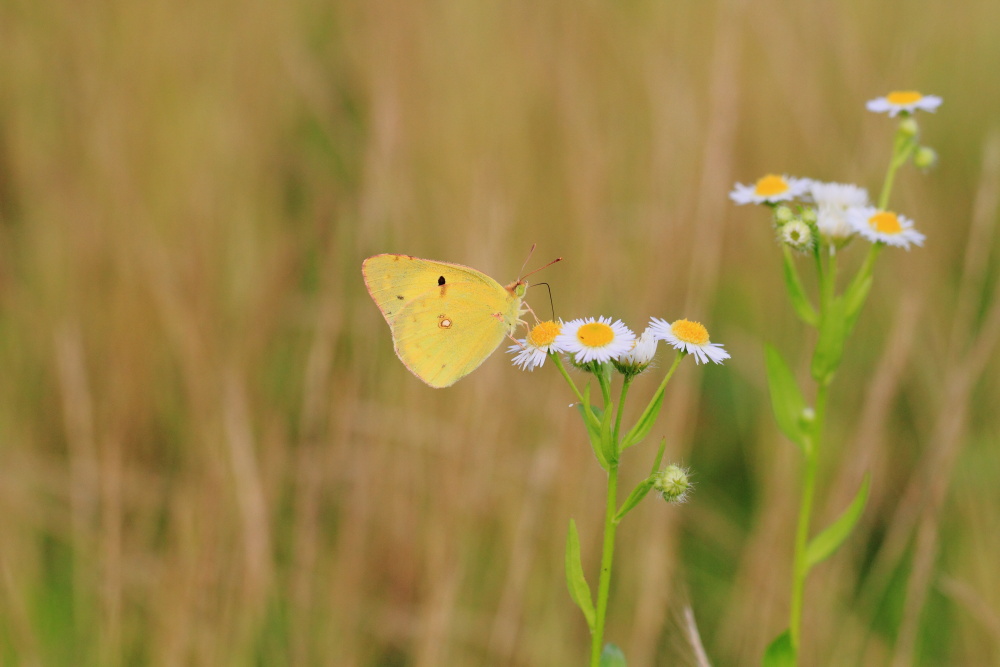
[754,174,790,197]
[577,322,614,348]
[527,320,561,347]
[671,319,710,345]
[886,91,923,106]
[869,211,902,234]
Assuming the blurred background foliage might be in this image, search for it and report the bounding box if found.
[1,0,999,664]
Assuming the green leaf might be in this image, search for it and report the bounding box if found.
[811,295,847,384]
[762,630,796,667]
[620,386,665,450]
[765,345,808,452]
[782,246,819,327]
[614,478,655,524]
[599,396,617,465]
[843,273,873,334]
[564,520,595,631]
[600,643,627,667]
[806,475,871,570]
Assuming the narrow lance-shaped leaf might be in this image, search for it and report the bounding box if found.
[765,345,808,452]
[762,630,796,667]
[564,520,595,631]
[811,295,848,384]
[599,395,617,464]
[614,437,669,523]
[806,475,871,570]
[782,245,819,327]
[614,478,655,524]
[620,386,665,450]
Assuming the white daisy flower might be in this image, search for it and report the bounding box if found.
[780,219,814,252]
[847,207,925,250]
[613,327,658,375]
[730,174,811,205]
[866,91,942,117]
[508,320,564,370]
[556,316,636,364]
[649,318,730,365]
[809,181,870,242]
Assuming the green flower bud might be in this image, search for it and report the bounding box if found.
[653,464,692,504]
[914,146,938,170]
[801,207,818,224]
[774,205,795,224]
[899,117,919,136]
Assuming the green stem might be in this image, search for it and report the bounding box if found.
[613,377,633,446]
[590,461,619,666]
[552,354,586,406]
[789,380,829,653]
[877,125,916,210]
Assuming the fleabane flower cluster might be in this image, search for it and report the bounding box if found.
[508,316,729,372]
[730,175,926,252]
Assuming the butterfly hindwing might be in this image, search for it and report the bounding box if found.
[390,284,514,387]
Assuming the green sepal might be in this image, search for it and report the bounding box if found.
[577,384,609,470]
[806,474,870,570]
[765,345,808,453]
[811,295,847,385]
[762,630,796,667]
[564,520,596,631]
[600,643,627,667]
[620,386,665,451]
[782,245,819,327]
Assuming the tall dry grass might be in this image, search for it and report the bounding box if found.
[1,0,999,664]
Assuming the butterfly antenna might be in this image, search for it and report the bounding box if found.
[521,256,563,281]
[518,243,537,279]
[529,282,557,321]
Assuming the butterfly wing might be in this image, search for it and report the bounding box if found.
[390,284,516,387]
[362,254,501,325]
[362,255,522,387]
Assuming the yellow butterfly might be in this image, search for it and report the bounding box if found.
[362,253,559,388]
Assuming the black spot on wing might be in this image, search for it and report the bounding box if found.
[396,295,405,300]
[437,276,446,286]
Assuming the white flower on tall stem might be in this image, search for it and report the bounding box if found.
[508,320,564,370]
[556,317,635,364]
[730,174,811,205]
[866,91,942,117]
[649,318,730,365]
[808,181,870,243]
[847,207,925,250]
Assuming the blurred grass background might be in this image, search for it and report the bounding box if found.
[1,0,999,664]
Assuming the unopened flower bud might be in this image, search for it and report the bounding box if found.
[899,117,919,136]
[914,146,938,170]
[801,207,818,224]
[774,205,795,224]
[653,464,692,504]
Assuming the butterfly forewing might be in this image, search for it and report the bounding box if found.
[362,254,502,324]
